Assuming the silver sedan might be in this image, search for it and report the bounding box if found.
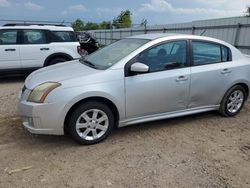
[18,34,250,144]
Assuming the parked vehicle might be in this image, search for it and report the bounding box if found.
[75,32,99,54]
[0,23,82,74]
[18,33,250,145]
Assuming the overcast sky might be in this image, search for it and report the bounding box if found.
[0,0,250,25]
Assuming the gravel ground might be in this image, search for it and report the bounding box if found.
[0,76,250,188]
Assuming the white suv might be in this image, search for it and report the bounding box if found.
[0,23,82,73]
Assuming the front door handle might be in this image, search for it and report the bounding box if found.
[221,68,231,74]
[40,48,50,51]
[176,75,188,82]
[5,48,16,51]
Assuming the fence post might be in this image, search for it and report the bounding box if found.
[192,26,195,35]
[111,29,113,44]
[234,23,241,47]
[105,30,107,45]
[99,32,101,44]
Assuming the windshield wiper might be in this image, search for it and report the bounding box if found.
[81,59,98,69]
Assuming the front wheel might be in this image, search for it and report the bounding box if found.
[68,101,115,145]
[219,85,247,117]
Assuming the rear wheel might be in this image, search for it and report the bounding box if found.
[47,57,67,66]
[219,85,246,117]
[68,101,115,145]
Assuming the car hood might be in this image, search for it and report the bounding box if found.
[25,60,100,89]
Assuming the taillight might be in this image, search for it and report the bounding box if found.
[77,46,82,55]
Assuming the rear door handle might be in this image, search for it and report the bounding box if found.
[221,68,231,74]
[40,48,50,51]
[5,48,16,51]
[176,75,188,82]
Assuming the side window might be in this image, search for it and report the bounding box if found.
[51,31,77,42]
[222,46,230,62]
[0,30,17,45]
[192,41,222,65]
[137,40,187,72]
[23,30,46,44]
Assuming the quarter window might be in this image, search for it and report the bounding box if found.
[0,30,17,45]
[135,40,187,72]
[52,31,77,42]
[23,30,46,44]
[222,46,230,62]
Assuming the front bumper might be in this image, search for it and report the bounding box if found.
[17,91,64,135]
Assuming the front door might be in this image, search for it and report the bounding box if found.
[0,29,21,69]
[125,40,191,119]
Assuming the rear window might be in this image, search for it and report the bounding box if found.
[51,31,77,42]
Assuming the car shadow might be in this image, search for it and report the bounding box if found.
[0,73,29,83]
[112,111,220,136]
[14,111,221,148]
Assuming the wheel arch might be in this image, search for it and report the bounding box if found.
[236,83,249,98]
[229,82,249,98]
[44,53,73,66]
[222,82,249,103]
[64,96,120,132]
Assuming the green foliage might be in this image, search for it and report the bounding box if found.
[246,6,250,17]
[71,10,132,31]
[71,19,84,31]
[85,22,99,30]
[99,21,112,29]
[112,10,132,29]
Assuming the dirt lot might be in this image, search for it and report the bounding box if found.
[0,76,250,188]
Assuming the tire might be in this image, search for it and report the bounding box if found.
[68,101,115,145]
[47,57,67,66]
[219,85,247,117]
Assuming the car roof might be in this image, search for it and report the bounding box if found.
[129,33,221,42]
[128,33,233,47]
[0,25,74,31]
[128,33,183,40]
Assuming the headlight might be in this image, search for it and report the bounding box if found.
[28,82,61,103]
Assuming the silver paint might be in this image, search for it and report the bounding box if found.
[17,34,250,135]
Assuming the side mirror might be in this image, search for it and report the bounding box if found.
[130,62,149,74]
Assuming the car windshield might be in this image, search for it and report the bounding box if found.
[80,38,150,69]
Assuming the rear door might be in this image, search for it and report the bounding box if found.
[0,29,21,69]
[189,40,233,108]
[20,29,51,68]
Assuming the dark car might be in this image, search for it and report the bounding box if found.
[75,32,99,54]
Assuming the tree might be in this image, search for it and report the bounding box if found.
[246,6,250,17]
[112,10,132,29]
[85,22,99,30]
[71,19,84,31]
[99,21,112,29]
